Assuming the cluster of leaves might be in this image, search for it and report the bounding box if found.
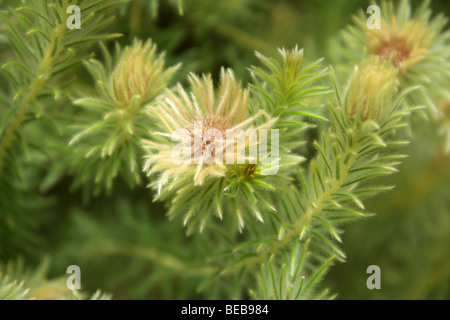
[0,0,129,255]
[0,258,110,300]
[0,274,29,300]
[205,58,417,299]
[326,108,450,299]
[249,240,336,300]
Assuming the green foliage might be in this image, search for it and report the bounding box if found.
[0,258,110,300]
[0,0,128,249]
[205,56,418,299]
[0,0,449,301]
[0,275,30,300]
[250,47,330,126]
[249,240,337,300]
[327,117,450,299]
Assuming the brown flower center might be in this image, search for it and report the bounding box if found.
[375,36,411,67]
[186,116,231,160]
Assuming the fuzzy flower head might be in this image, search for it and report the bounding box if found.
[143,68,275,190]
[112,40,178,107]
[338,0,450,109]
[368,15,435,75]
[143,69,285,233]
[346,57,399,124]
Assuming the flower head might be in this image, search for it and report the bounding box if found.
[142,68,298,233]
[346,57,398,123]
[144,68,274,188]
[337,0,450,109]
[112,40,177,107]
[69,40,179,196]
[369,16,435,75]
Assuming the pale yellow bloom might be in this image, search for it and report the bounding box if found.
[346,58,398,123]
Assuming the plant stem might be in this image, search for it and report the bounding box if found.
[85,243,216,277]
[225,133,361,274]
[0,2,70,177]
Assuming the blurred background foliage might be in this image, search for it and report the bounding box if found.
[0,0,449,299]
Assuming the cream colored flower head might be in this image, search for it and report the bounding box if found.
[143,68,274,193]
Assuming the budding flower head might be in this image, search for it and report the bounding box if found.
[346,57,398,123]
[69,40,179,195]
[112,40,178,107]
